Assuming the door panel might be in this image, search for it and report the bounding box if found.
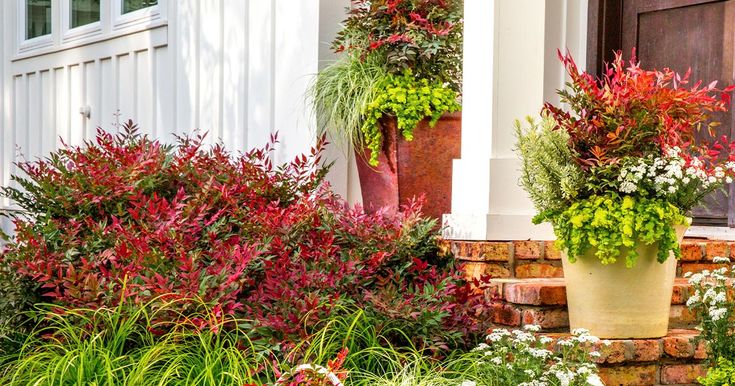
[591,0,735,225]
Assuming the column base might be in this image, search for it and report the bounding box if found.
[442,213,554,240]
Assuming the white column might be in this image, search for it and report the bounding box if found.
[443,0,588,241]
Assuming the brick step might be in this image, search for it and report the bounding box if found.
[486,278,697,331]
[450,238,734,279]
[544,329,707,385]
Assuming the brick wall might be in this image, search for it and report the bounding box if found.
[447,238,735,280]
[443,238,726,385]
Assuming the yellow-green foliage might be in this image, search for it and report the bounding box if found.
[700,358,735,386]
[361,70,460,166]
[552,193,689,267]
[515,116,584,218]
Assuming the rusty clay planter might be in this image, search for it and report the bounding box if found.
[354,112,461,219]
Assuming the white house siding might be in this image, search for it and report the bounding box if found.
[1,0,358,233]
[317,0,362,204]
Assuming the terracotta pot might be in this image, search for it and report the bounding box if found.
[561,224,689,339]
[354,113,461,219]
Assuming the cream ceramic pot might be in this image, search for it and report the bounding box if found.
[561,224,688,339]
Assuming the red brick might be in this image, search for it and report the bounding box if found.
[706,241,730,261]
[452,241,469,258]
[521,308,569,329]
[593,340,629,364]
[514,241,542,260]
[631,339,661,362]
[598,365,657,386]
[695,340,708,360]
[680,263,728,276]
[671,280,690,305]
[515,263,564,278]
[463,262,511,281]
[477,242,512,261]
[504,281,567,305]
[482,283,505,301]
[544,241,562,260]
[489,302,521,326]
[455,241,512,262]
[680,241,704,261]
[663,330,697,358]
[660,364,707,384]
[669,306,698,328]
[436,238,452,256]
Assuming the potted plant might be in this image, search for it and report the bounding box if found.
[515,50,735,339]
[309,0,463,219]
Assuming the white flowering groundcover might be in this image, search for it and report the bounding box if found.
[459,326,606,386]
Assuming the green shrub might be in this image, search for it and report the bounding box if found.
[514,115,584,218]
[547,193,689,266]
[700,358,735,386]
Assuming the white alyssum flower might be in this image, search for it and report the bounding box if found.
[486,329,511,342]
[527,348,553,359]
[712,292,727,305]
[459,381,477,386]
[713,256,731,263]
[709,307,728,321]
[524,324,542,332]
[472,326,603,386]
[553,369,574,386]
[586,374,605,386]
[686,294,700,307]
[689,273,705,285]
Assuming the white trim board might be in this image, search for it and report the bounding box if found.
[686,226,735,241]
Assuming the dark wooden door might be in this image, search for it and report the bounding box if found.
[588,0,735,226]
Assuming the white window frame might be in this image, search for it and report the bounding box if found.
[15,0,166,59]
[62,0,104,44]
[18,0,55,53]
[112,0,164,32]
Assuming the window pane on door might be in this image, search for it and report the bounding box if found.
[122,0,158,14]
[71,0,100,29]
[26,0,52,39]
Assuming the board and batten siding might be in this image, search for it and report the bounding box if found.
[1,0,359,233]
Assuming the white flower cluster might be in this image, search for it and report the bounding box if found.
[275,364,343,386]
[616,147,728,197]
[685,257,734,322]
[463,325,604,386]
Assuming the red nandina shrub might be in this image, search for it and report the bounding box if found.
[0,121,489,351]
[545,49,735,168]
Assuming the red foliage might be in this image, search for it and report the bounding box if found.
[331,0,463,89]
[1,121,490,350]
[545,49,735,168]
